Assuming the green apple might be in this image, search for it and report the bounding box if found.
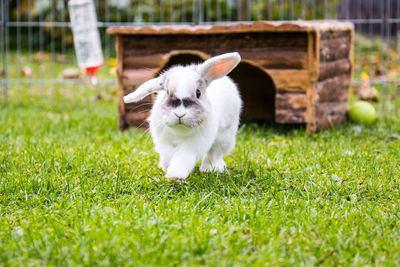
[349,101,377,125]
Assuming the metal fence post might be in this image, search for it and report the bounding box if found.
[1,0,8,102]
[383,0,392,113]
[198,0,204,24]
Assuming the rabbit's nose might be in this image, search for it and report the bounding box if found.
[174,112,186,119]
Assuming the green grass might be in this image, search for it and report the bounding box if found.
[1,83,400,266]
[2,50,400,265]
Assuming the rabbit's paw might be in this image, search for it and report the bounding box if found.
[165,168,189,182]
[200,159,226,173]
[213,160,226,173]
[199,161,213,172]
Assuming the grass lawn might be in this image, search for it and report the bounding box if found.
[1,70,400,265]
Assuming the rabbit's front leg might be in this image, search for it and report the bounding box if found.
[155,142,176,172]
[157,144,175,172]
[165,151,197,182]
[159,155,170,172]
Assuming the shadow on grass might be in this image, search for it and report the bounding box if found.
[239,121,306,136]
[156,164,285,199]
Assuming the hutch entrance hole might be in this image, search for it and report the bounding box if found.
[229,62,276,122]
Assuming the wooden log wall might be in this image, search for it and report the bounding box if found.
[114,24,353,132]
[315,30,353,130]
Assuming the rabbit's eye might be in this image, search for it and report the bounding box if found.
[196,89,201,98]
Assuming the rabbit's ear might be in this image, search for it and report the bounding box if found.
[197,52,241,82]
[124,78,163,103]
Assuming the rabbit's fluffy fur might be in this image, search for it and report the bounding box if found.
[124,53,242,181]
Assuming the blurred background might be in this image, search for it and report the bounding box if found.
[1,0,400,101]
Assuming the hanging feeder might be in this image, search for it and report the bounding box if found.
[68,0,103,85]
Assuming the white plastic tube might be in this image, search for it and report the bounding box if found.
[68,0,103,84]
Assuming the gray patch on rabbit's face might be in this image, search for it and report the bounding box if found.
[160,77,210,128]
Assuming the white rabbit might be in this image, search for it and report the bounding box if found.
[124,52,242,181]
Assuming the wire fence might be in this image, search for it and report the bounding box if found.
[1,0,400,100]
